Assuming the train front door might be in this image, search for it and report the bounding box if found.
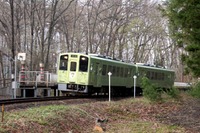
[68,60,78,83]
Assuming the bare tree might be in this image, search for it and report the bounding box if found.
[45,0,75,69]
[9,0,15,74]
[0,0,188,82]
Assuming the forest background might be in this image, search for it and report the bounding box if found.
[0,0,190,88]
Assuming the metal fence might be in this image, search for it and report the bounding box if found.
[0,79,11,89]
[0,79,12,96]
[19,71,57,87]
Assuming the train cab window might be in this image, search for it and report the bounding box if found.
[79,56,88,72]
[70,62,77,71]
[102,65,107,75]
[59,55,68,70]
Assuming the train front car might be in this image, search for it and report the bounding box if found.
[57,53,90,94]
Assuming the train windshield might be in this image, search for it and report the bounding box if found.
[79,56,88,72]
[59,55,68,70]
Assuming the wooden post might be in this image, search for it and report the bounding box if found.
[2,104,4,122]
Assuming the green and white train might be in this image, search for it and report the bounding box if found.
[57,53,175,95]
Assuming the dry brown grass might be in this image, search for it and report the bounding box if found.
[0,94,198,133]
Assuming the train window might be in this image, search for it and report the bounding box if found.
[79,56,88,72]
[102,65,107,75]
[155,72,158,80]
[162,73,164,80]
[71,55,78,58]
[128,68,131,77]
[70,62,77,71]
[147,71,150,79]
[108,65,112,73]
[151,72,154,80]
[158,73,161,80]
[124,68,128,77]
[116,67,120,77]
[113,66,116,76]
[120,67,124,77]
[59,55,68,70]
[158,73,162,80]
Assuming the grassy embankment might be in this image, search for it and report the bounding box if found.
[0,94,187,133]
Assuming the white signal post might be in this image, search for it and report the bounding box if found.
[108,72,112,102]
[133,75,137,98]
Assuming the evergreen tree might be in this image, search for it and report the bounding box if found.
[162,0,200,77]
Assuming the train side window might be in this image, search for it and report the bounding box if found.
[120,67,124,77]
[59,55,68,70]
[155,72,158,80]
[124,68,128,77]
[147,71,150,79]
[162,73,164,80]
[128,68,132,77]
[116,67,120,77]
[70,62,77,71]
[158,73,162,80]
[108,65,112,74]
[113,66,116,76]
[151,72,154,80]
[79,56,88,72]
[102,65,107,75]
[157,73,160,80]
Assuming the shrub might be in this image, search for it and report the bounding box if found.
[189,82,200,98]
[166,87,180,99]
[141,77,162,102]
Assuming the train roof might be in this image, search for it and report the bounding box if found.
[59,53,174,71]
[60,53,134,66]
[89,54,123,61]
[89,54,136,66]
[135,63,174,72]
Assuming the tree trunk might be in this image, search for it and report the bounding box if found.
[30,0,35,70]
[10,0,15,74]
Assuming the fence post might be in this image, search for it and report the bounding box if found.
[39,63,44,82]
[20,61,26,85]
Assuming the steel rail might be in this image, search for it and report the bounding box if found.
[0,96,89,122]
[0,95,90,105]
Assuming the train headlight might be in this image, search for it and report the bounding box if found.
[64,56,68,59]
[81,57,86,60]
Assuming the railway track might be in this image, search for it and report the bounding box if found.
[0,95,101,122]
[0,96,82,105]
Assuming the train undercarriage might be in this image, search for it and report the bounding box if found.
[59,84,142,96]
